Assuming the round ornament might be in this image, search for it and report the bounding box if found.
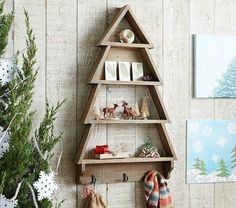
[119,29,135,43]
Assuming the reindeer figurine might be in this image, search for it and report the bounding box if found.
[103,104,118,118]
[121,100,134,119]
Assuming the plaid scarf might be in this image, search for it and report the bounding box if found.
[144,170,173,208]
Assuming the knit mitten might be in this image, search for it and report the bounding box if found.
[144,170,155,201]
[159,176,173,208]
[144,170,160,208]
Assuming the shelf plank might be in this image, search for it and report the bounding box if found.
[99,42,153,48]
[77,161,174,184]
[81,157,175,164]
[86,119,168,124]
[89,80,161,86]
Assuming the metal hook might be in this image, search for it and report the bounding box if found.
[123,173,128,182]
[91,174,96,187]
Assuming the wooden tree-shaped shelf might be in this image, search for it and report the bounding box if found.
[76,5,177,184]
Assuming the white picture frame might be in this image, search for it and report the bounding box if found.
[132,62,143,81]
[118,62,131,81]
[194,35,236,98]
[105,61,117,81]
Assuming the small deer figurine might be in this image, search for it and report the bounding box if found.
[121,100,134,119]
[103,104,118,118]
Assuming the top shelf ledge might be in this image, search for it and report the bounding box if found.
[97,42,154,49]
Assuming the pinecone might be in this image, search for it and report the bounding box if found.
[139,146,160,158]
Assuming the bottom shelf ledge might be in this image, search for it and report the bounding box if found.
[81,157,174,164]
[77,160,174,184]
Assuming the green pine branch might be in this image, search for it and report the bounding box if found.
[0,8,64,208]
[0,0,14,57]
[28,100,64,208]
[0,9,37,205]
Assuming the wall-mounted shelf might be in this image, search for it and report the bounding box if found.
[87,46,162,84]
[85,119,168,124]
[100,42,152,48]
[88,80,162,86]
[76,4,177,184]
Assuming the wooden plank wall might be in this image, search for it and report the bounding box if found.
[4,0,236,207]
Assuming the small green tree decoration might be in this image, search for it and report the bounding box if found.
[231,144,236,169]
[212,57,236,97]
[0,7,63,208]
[193,157,207,175]
[0,0,14,57]
[217,159,230,177]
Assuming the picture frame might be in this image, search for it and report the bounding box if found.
[105,61,117,81]
[118,62,131,81]
[132,62,143,81]
[194,35,236,98]
[187,120,236,183]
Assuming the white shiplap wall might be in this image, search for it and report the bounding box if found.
[6,0,236,207]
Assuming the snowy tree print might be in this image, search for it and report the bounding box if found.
[217,159,230,177]
[231,144,236,168]
[193,157,207,175]
[212,57,236,97]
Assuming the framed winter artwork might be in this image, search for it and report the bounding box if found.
[132,62,143,81]
[118,62,131,81]
[105,61,117,81]
[187,120,236,183]
[194,35,236,98]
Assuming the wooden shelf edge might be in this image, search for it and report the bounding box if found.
[84,119,169,124]
[89,80,162,86]
[96,42,154,49]
[79,157,175,164]
[77,160,174,184]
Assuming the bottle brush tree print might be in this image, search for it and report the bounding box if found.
[231,144,236,168]
[217,159,230,177]
[193,157,207,175]
[212,57,236,97]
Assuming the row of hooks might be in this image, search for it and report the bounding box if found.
[91,173,129,184]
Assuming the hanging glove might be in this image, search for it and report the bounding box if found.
[85,193,107,208]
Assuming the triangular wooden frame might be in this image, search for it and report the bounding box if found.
[77,4,177,184]
[87,46,162,84]
[155,123,177,160]
[97,5,154,48]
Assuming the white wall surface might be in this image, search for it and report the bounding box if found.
[6,0,236,207]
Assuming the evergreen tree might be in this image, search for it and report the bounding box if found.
[217,159,230,177]
[0,9,63,207]
[193,157,207,175]
[231,144,236,169]
[0,0,14,56]
[199,160,207,175]
[193,157,201,170]
[212,57,236,97]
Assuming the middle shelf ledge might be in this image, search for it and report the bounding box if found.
[85,119,169,124]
